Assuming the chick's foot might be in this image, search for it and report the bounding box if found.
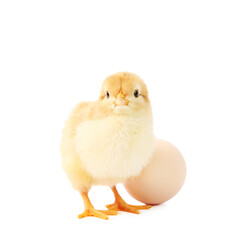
[106,200,151,214]
[78,208,117,220]
[106,186,152,214]
[79,192,117,220]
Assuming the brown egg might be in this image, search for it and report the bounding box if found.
[124,139,186,205]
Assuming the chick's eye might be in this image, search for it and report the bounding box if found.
[106,91,110,98]
[134,90,139,98]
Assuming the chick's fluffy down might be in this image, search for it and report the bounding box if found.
[61,72,155,192]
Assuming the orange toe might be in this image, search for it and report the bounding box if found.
[99,210,118,216]
[129,204,152,210]
[106,202,139,214]
[78,208,109,220]
[106,199,151,214]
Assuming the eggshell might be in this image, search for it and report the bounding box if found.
[124,139,186,205]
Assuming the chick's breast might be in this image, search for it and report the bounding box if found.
[75,112,155,186]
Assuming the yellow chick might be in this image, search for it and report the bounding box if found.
[61,72,155,219]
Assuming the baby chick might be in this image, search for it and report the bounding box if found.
[61,72,155,219]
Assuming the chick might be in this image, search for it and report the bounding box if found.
[61,72,155,219]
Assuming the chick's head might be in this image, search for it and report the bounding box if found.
[99,72,151,115]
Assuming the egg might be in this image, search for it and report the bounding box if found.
[124,139,186,205]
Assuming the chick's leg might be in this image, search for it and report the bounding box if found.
[78,192,118,220]
[106,186,152,214]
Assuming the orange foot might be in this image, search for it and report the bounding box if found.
[78,207,118,220]
[106,186,152,214]
[79,192,118,220]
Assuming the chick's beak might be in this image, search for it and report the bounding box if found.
[114,90,129,106]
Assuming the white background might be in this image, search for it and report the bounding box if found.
[0,0,240,239]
